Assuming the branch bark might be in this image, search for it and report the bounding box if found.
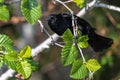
[95,3,120,12]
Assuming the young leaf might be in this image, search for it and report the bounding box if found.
[0,34,13,51]
[5,51,18,61]
[17,61,32,79]
[62,43,78,66]
[86,59,101,72]
[19,46,31,58]
[70,60,88,79]
[73,0,85,8]
[62,29,73,43]
[78,35,89,48]
[0,5,9,20]
[21,0,42,24]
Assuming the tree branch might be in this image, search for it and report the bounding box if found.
[0,69,15,80]
[31,34,59,57]
[77,0,96,16]
[95,3,120,12]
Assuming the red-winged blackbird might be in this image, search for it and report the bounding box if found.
[47,12,113,52]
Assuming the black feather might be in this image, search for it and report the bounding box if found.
[47,12,113,52]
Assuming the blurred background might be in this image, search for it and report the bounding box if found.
[0,0,120,80]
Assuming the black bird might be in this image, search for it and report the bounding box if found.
[47,12,113,52]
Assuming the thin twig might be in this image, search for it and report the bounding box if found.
[78,46,86,63]
[55,0,73,13]
[63,0,73,4]
[55,43,64,47]
[38,20,64,48]
[38,20,51,37]
[4,0,20,4]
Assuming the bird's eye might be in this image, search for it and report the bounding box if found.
[47,16,56,22]
[50,16,56,20]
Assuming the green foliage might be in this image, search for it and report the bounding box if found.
[101,55,113,67]
[27,59,40,71]
[3,51,18,70]
[61,29,101,79]
[19,46,31,58]
[62,29,73,43]
[62,29,78,66]
[73,0,85,8]
[5,51,18,61]
[86,59,101,72]
[116,23,120,29]
[70,60,88,79]
[4,59,18,70]
[0,34,13,51]
[0,6,9,20]
[0,34,39,79]
[0,0,9,20]
[17,61,32,78]
[21,0,42,24]
[3,45,39,79]
[62,43,78,66]
[0,0,4,3]
[78,35,89,48]
[0,0,43,78]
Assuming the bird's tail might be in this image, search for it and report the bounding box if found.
[88,33,113,52]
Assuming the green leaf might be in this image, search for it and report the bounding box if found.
[117,23,120,29]
[62,43,78,66]
[0,0,4,3]
[107,55,113,67]
[62,29,73,43]
[70,60,88,79]
[0,34,13,51]
[78,35,89,48]
[78,42,88,48]
[5,51,18,61]
[3,50,18,70]
[3,55,17,70]
[77,30,82,37]
[73,0,85,8]
[17,61,32,79]
[0,5,9,20]
[27,59,40,71]
[21,0,42,24]
[100,56,107,66]
[19,46,31,58]
[86,59,101,72]
[101,55,113,67]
